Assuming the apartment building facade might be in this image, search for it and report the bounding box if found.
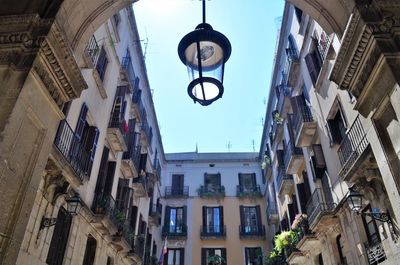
[262,2,400,265]
[11,6,164,265]
[161,152,267,265]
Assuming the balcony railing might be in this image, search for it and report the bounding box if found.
[200,225,226,238]
[92,194,125,229]
[266,202,279,225]
[108,109,127,136]
[84,35,99,66]
[150,204,162,217]
[276,84,291,114]
[305,188,336,226]
[239,225,265,238]
[365,242,386,265]
[236,185,262,198]
[164,186,189,198]
[337,115,369,178]
[198,185,225,198]
[54,119,91,181]
[122,141,141,173]
[284,139,303,169]
[292,105,314,136]
[317,32,331,62]
[132,89,142,105]
[162,224,187,238]
[141,120,153,146]
[130,235,145,259]
[121,56,137,88]
[276,167,292,191]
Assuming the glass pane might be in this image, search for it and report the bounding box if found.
[214,208,220,232]
[175,250,180,265]
[168,250,174,264]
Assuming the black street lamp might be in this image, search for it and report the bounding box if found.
[346,187,390,223]
[178,0,231,106]
[40,194,82,230]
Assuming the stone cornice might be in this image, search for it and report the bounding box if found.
[33,22,87,110]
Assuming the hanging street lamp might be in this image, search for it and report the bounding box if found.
[178,0,231,106]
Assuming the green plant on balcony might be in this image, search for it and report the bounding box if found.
[237,190,261,198]
[207,255,225,265]
[274,230,297,256]
[273,111,283,125]
[197,185,225,198]
[261,155,271,169]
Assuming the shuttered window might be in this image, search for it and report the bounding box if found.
[165,248,184,265]
[96,46,108,81]
[46,208,72,265]
[82,235,97,265]
[202,206,224,234]
[305,50,322,85]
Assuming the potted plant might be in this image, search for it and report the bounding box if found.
[207,255,225,265]
[273,230,297,256]
[273,111,283,124]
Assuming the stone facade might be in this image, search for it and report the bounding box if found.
[261,2,400,265]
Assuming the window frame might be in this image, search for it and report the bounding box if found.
[244,247,263,265]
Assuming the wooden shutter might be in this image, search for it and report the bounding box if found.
[221,248,227,265]
[304,51,322,85]
[276,150,285,167]
[201,249,206,265]
[287,114,296,144]
[219,206,224,226]
[82,236,97,265]
[239,206,245,227]
[251,173,256,186]
[179,248,185,265]
[121,100,127,121]
[103,161,116,196]
[312,144,326,168]
[96,47,108,81]
[46,208,72,265]
[126,119,136,151]
[93,147,109,197]
[217,173,221,186]
[130,206,138,231]
[202,206,207,227]
[297,183,307,213]
[75,103,88,142]
[164,206,170,227]
[288,202,296,226]
[139,153,147,173]
[336,98,348,128]
[86,127,99,177]
[255,205,262,229]
[302,171,312,202]
[183,206,187,227]
[238,173,243,186]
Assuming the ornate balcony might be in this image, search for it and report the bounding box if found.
[121,140,141,179]
[53,119,91,182]
[284,133,303,175]
[239,225,265,239]
[365,242,386,265]
[132,173,149,197]
[295,225,319,253]
[276,167,294,195]
[236,185,262,198]
[337,115,370,181]
[149,204,162,227]
[140,118,153,149]
[83,35,99,68]
[121,56,139,93]
[292,104,317,147]
[107,111,128,153]
[266,203,279,225]
[306,188,336,230]
[198,185,225,199]
[91,195,126,234]
[162,224,187,239]
[200,225,226,239]
[164,186,189,198]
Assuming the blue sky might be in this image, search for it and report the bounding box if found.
[134,0,284,153]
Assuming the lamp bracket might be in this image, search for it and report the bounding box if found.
[361,212,390,223]
[40,217,58,230]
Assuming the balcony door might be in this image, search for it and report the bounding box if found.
[165,248,184,265]
[203,206,223,234]
[171,174,184,195]
[204,173,221,192]
[239,173,256,192]
[166,207,186,233]
[245,247,263,265]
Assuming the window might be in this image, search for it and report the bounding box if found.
[240,206,262,234]
[115,178,131,214]
[165,248,184,265]
[201,248,227,265]
[326,99,348,145]
[362,205,381,246]
[318,254,324,265]
[204,173,221,191]
[82,235,97,265]
[46,208,72,265]
[305,49,322,85]
[96,46,108,81]
[238,173,257,192]
[245,247,263,265]
[202,206,224,235]
[294,7,303,23]
[106,257,113,265]
[113,13,121,27]
[164,206,187,234]
[336,235,347,265]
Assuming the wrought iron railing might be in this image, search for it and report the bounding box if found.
[92,194,125,229]
[122,136,141,171]
[276,84,291,114]
[141,120,153,145]
[337,115,369,178]
[132,89,142,105]
[131,235,146,258]
[305,188,336,226]
[292,104,314,140]
[200,225,226,237]
[284,138,303,168]
[162,224,187,237]
[239,225,265,238]
[121,56,137,88]
[365,242,386,265]
[150,204,162,217]
[84,35,99,66]
[317,32,331,62]
[266,202,278,225]
[164,186,189,198]
[54,119,91,181]
[276,167,292,192]
[236,185,262,197]
[108,109,127,137]
[198,185,226,198]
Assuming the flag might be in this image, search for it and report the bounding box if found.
[159,237,167,265]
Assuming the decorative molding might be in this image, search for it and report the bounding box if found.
[43,159,69,204]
